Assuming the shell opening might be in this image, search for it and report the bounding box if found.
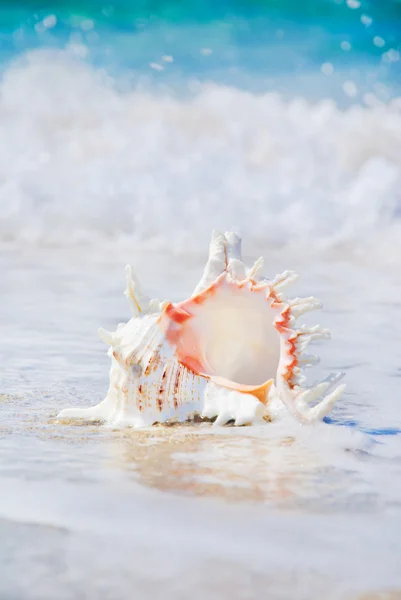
[172,278,281,388]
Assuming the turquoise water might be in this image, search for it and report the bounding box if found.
[0,0,400,99]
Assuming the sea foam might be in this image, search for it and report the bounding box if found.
[0,49,400,263]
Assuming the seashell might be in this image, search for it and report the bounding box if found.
[58,231,345,428]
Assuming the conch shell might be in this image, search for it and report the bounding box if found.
[58,231,345,427]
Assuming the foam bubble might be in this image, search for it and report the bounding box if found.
[373,36,386,48]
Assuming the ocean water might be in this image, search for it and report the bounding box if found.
[1,1,401,599]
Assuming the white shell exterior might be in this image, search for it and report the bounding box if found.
[65,313,205,427]
[58,231,345,428]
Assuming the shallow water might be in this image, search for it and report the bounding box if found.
[2,247,401,598]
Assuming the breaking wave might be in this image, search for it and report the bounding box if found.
[1,50,400,262]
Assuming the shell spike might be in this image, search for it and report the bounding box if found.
[225,231,247,281]
[295,326,331,351]
[298,373,346,416]
[289,296,323,319]
[98,327,120,347]
[125,264,151,315]
[298,354,320,367]
[193,230,226,295]
[300,374,343,404]
[248,256,264,281]
[213,411,232,427]
[149,298,165,313]
[203,383,265,427]
[308,384,346,420]
[271,270,299,291]
[277,372,346,423]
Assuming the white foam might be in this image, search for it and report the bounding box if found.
[0,49,400,263]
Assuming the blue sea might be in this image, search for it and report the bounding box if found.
[1,2,401,599]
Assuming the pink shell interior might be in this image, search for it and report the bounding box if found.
[159,273,291,404]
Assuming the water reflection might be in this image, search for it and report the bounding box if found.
[110,422,372,509]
